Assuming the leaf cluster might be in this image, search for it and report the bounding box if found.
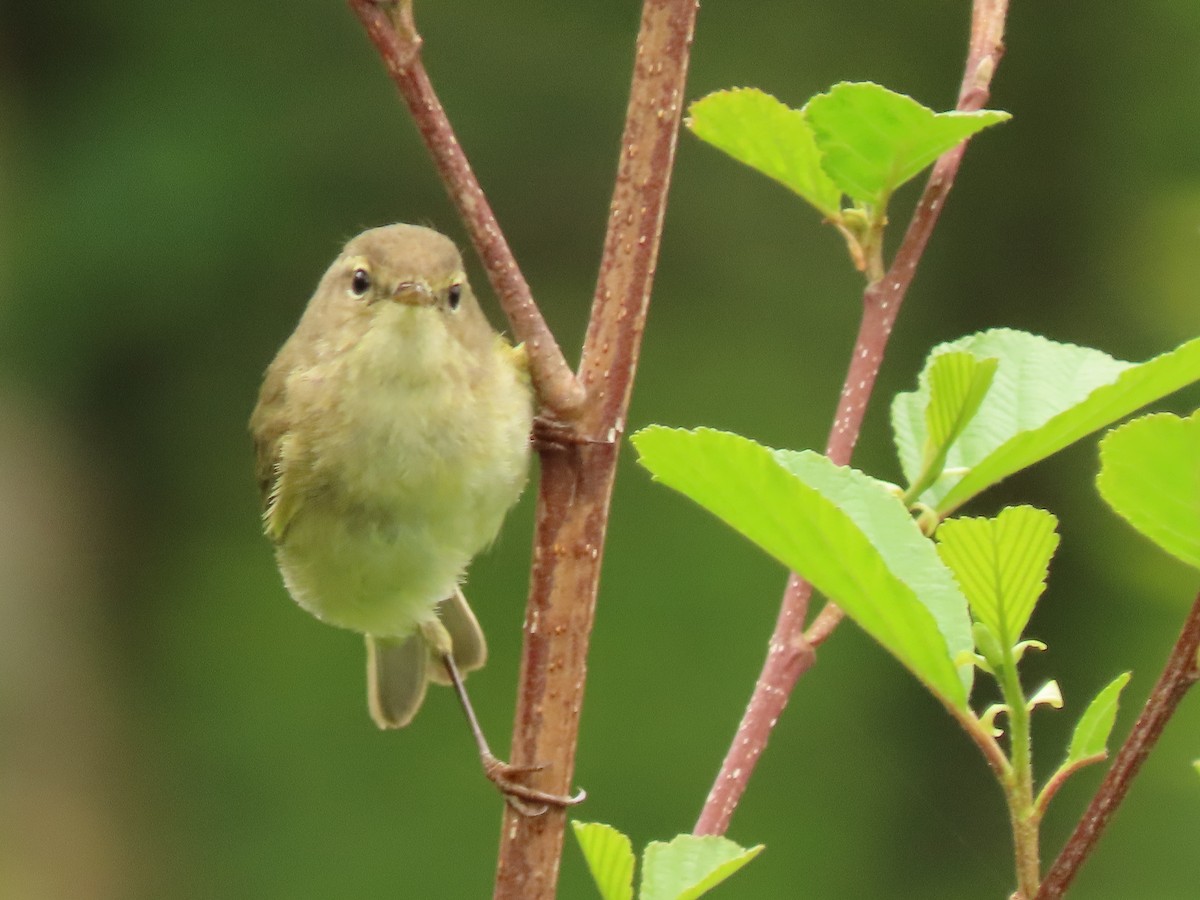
[580,76,1200,899]
[688,83,1008,272]
[631,329,1200,894]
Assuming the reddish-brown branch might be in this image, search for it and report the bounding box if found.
[1036,591,1200,899]
[492,2,699,898]
[346,0,584,418]
[693,0,1010,837]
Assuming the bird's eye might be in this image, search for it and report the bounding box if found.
[447,283,463,310]
[350,268,372,298]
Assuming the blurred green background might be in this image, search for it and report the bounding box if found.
[3,2,1199,897]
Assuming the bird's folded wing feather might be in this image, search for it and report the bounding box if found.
[249,363,298,543]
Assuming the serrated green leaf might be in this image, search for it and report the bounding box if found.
[687,88,842,218]
[802,82,1009,205]
[892,330,1200,514]
[640,835,763,900]
[908,351,999,500]
[936,506,1060,650]
[1097,410,1200,571]
[632,426,970,709]
[1066,672,1131,765]
[573,821,635,900]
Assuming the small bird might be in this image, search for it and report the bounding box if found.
[250,224,579,811]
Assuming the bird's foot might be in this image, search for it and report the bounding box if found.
[531,415,615,453]
[481,752,587,816]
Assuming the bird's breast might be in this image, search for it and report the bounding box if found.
[292,339,533,559]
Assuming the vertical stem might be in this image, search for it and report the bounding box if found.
[996,665,1039,897]
[694,0,1010,838]
[1037,590,1200,899]
[492,2,699,897]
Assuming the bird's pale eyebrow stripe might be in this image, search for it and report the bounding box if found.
[431,269,467,290]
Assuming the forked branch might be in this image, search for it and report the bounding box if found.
[495,2,699,895]
[348,1,699,898]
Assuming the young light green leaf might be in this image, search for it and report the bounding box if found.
[907,351,999,500]
[892,330,1200,514]
[640,834,763,900]
[1097,410,1200,571]
[573,821,635,900]
[632,426,971,709]
[926,352,1000,450]
[687,88,842,218]
[803,82,1010,205]
[936,506,1060,650]
[1066,672,1131,765]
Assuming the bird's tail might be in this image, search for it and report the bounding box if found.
[366,588,488,728]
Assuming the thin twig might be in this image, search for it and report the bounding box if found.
[1036,590,1200,899]
[950,704,1012,784]
[693,0,1010,837]
[346,0,585,418]
[492,2,699,898]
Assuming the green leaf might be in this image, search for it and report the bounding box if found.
[907,351,999,500]
[1066,672,1131,765]
[632,426,971,709]
[573,821,635,900]
[640,834,763,900]
[687,88,842,218]
[892,330,1200,514]
[803,82,1010,205]
[1096,410,1200,570]
[936,506,1060,650]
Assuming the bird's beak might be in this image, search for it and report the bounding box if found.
[391,281,436,307]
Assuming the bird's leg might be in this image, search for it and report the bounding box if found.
[442,651,587,816]
[421,621,586,815]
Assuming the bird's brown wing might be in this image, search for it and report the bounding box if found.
[249,360,295,542]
